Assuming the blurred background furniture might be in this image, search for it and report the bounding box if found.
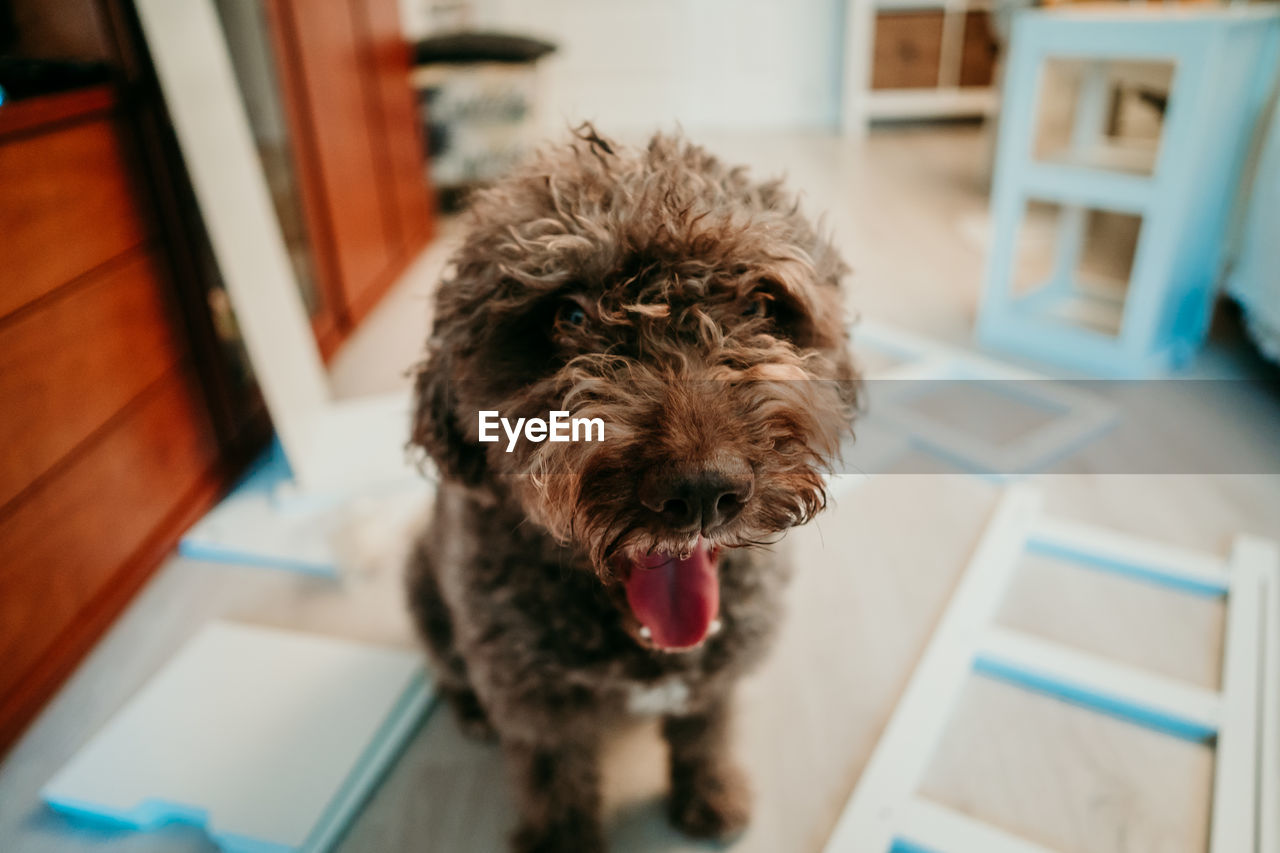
[842,0,1001,136]
[410,31,555,211]
[976,4,1280,377]
[1225,76,1280,365]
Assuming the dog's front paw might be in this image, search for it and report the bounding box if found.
[511,818,606,853]
[668,763,752,841]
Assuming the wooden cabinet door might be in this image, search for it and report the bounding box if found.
[358,0,433,255]
[872,12,945,91]
[268,0,432,332]
[0,89,226,754]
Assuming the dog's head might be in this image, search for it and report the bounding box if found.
[413,128,859,651]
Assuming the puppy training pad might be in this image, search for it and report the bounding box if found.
[42,621,434,853]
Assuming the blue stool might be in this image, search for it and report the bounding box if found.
[977,5,1280,377]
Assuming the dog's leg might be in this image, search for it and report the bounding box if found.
[406,539,495,740]
[663,700,751,840]
[505,737,605,853]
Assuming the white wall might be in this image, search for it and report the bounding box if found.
[403,0,846,133]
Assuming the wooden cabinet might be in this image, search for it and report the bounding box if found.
[872,11,945,90]
[847,2,1001,132]
[959,10,999,89]
[0,0,432,754]
[0,251,186,509]
[255,0,434,355]
[871,9,998,91]
[0,94,148,317]
[0,87,227,753]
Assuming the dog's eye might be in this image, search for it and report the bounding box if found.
[742,294,772,319]
[554,300,588,332]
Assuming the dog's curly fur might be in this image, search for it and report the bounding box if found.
[406,127,858,852]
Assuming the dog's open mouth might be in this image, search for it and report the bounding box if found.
[619,539,720,651]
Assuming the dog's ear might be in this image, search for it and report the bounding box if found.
[410,346,488,486]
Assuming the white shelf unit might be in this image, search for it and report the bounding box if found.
[843,0,1000,135]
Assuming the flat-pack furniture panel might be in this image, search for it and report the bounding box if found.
[43,622,435,853]
[823,486,1280,853]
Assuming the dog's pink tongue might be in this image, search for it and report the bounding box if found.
[624,543,719,650]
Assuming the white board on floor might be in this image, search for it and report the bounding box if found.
[851,321,1115,476]
[822,486,1280,853]
[180,442,432,579]
[43,622,433,853]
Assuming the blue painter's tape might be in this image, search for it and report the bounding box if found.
[41,796,149,830]
[211,832,295,853]
[891,837,943,853]
[42,795,209,831]
[1026,537,1228,598]
[235,438,294,494]
[973,656,1218,744]
[176,539,337,578]
[47,796,290,853]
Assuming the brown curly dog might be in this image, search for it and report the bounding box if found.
[406,126,858,853]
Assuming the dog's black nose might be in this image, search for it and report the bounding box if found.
[640,463,754,534]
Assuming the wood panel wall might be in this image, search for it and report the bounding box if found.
[0,87,228,754]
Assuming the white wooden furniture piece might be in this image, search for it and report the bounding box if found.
[134,0,420,496]
[823,485,1280,853]
[842,0,1000,137]
[133,0,435,574]
[976,5,1280,376]
[1225,68,1280,364]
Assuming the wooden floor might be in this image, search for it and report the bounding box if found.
[3,125,1279,853]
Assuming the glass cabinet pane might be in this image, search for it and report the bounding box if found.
[212,0,325,319]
